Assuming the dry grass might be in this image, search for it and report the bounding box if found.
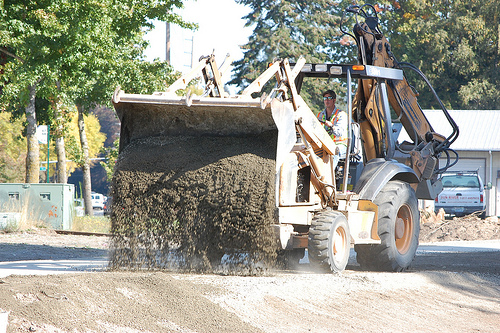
[71,215,111,234]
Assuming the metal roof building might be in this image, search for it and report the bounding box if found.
[413,110,500,216]
[424,110,500,152]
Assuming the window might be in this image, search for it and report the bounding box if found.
[8,192,20,200]
[40,193,51,200]
[441,175,479,188]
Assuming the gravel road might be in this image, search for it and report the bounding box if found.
[0,228,499,333]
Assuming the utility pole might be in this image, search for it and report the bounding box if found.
[190,34,194,68]
[184,35,194,69]
[166,22,171,64]
[47,124,50,183]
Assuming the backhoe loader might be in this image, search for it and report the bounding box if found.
[111,4,458,272]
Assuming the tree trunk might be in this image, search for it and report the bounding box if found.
[55,136,67,183]
[25,83,39,183]
[53,97,67,184]
[77,105,93,216]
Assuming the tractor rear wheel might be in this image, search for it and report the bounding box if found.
[308,210,351,273]
[355,180,419,271]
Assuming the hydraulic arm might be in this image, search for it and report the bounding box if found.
[341,4,459,181]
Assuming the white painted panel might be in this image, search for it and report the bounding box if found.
[497,178,500,217]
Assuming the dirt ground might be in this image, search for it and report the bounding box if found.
[0,214,499,333]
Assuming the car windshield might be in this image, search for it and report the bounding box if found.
[441,175,479,188]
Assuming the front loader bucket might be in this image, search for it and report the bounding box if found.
[113,90,275,152]
[110,90,280,272]
[109,56,307,272]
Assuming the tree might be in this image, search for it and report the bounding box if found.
[0,1,64,183]
[231,1,498,111]
[1,0,195,214]
[100,138,119,183]
[36,110,105,182]
[49,93,70,183]
[384,0,499,109]
[0,60,42,182]
[53,0,193,215]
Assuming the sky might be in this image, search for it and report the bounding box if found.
[144,0,253,78]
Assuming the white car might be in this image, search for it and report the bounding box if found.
[91,193,106,210]
[435,171,490,218]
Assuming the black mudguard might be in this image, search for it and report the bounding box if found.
[353,158,419,201]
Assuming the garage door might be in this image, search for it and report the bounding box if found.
[440,158,486,184]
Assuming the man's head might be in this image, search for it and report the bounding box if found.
[323,90,336,100]
[323,90,336,111]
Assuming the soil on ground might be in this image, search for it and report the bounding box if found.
[0,213,499,333]
[420,214,500,242]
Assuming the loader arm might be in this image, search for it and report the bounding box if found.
[343,4,459,181]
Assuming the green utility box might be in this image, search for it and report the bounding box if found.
[0,183,75,230]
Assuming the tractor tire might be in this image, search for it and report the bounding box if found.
[354,180,420,271]
[308,210,351,273]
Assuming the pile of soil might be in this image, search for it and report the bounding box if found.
[109,132,279,272]
[420,214,500,243]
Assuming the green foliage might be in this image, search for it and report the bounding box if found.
[231,0,358,114]
[0,0,196,182]
[65,134,84,167]
[100,137,119,182]
[0,111,26,182]
[0,0,196,113]
[383,0,500,109]
[458,79,500,110]
[36,111,106,176]
[67,111,106,168]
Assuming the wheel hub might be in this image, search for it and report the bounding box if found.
[395,217,405,239]
[395,204,413,254]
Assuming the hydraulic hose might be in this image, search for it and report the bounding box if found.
[397,62,460,151]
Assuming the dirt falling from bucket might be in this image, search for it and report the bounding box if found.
[109,131,280,274]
